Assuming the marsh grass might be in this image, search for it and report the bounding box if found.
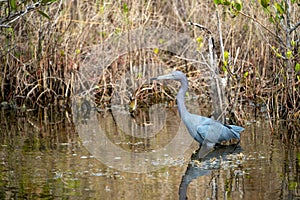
[0,0,299,124]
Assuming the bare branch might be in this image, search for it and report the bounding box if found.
[0,1,56,28]
[238,11,280,39]
[187,21,212,35]
[289,21,300,34]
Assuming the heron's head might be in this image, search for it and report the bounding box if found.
[151,71,187,82]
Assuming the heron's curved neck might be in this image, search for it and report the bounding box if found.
[177,80,189,118]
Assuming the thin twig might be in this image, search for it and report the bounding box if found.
[289,21,300,33]
[238,11,283,44]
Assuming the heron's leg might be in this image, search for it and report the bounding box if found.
[197,142,214,159]
[232,140,240,153]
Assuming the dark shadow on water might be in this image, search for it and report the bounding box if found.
[179,144,243,200]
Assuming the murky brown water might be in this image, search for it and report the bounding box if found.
[0,106,299,200]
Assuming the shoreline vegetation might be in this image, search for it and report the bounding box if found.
[0,0,299,126]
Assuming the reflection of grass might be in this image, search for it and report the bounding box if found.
[288,181,298,190]
[0,1,299,121]
[97,107,180,153]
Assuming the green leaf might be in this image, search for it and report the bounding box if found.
[295,63,300,72]
[213,0,222,4]
[291,40,296,47]
[123,3,128,14]
[223,60,228,67]
[286,50,293,59]
[229,2,239,17]
[224,51,229,60]
[159,38,165,44]
[41,0,58,5]
[153,48,159,54]
[196,37,203,43]
[234,0,242,11]
[274,2,285,14]
[223,0,231,6]
[9,0,17,11]
[244,71,249,78]
[137,73,143,78]
[222,65,227,72]
[196,37,203,50]
[259,0,270,8]
[38,10,50,20]
[7,27,13,33]
[288,181,298,190]
[115,27,121,34]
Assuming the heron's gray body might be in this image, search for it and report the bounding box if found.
[182,113,242,145]
[152,71,244,146]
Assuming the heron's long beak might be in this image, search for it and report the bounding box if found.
[150,73,173,81]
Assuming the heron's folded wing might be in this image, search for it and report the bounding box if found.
[223,124,244,139]
[196,122,223,144]
[197,122,241,144]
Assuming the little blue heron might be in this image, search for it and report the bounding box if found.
[151,71,244,149]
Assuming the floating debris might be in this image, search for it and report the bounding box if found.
[80,156,88,159]
[191,152,246,171]
[105,186,111,192]
[90,172,105,177]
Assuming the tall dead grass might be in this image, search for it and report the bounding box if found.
[0,0,299,122]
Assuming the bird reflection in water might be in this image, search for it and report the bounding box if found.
[179,144,244,200]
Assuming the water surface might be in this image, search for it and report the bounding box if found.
[0,108,299,199]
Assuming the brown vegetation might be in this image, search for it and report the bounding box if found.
[0,0,299,124]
